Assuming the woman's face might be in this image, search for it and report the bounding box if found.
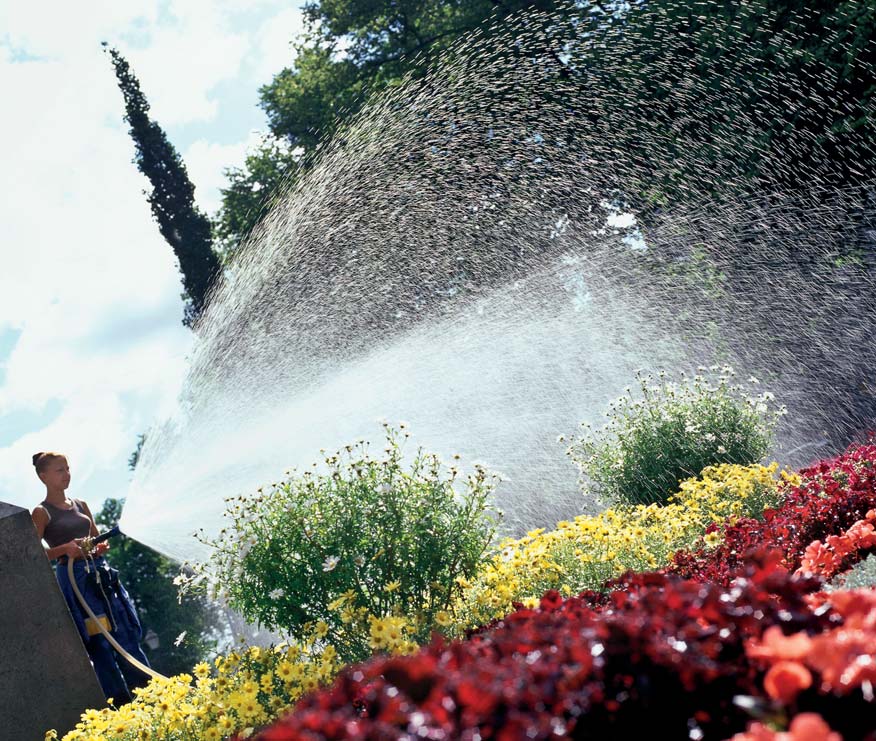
[40,456,71,491]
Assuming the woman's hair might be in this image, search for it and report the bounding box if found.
[33,451,66,474]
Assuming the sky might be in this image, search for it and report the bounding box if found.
[0,0,308,513]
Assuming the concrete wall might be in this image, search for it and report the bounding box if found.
[0,501,106,741]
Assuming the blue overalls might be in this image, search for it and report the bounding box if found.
[55,555,151,704]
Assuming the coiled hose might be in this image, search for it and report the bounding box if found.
[67,548,167,681]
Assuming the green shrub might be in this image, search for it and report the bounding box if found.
[181,423,500,663]
[827,553,876,592]
[566,367,785,506]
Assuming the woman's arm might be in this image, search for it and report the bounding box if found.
[77,500,109,555]
[31,506,83,560]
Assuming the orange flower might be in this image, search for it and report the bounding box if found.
[803,591,829,612]
[785,713,842,741]
[730,713,843,741]
[797,540,841,576]
[763,660,812,704]
[808,628,876,692]
[797,514,876,578]
[729,714,841,741]
[826,589,876,621]
[746,626,812,662]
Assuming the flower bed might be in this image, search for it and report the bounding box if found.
[456,462,793,627]
[251,441,876,740]
[252,553,876,740]
[671,441,876,585]
[51,440,876,740]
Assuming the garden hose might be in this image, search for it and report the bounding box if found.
[67,537,167,681]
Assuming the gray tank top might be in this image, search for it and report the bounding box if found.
[40,499,92,548]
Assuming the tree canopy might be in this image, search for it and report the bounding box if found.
[215,0,876,257]
[216,0,565,255]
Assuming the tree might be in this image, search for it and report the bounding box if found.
[104,45,222,327]
[217,0,566,256]
[581,0,876,218]
[217,1,876,254]
[213,136,303,263]
[127,433,146,471]
[95,498,223,677]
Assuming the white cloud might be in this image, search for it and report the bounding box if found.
[0,1,309,513]
[184,130,266,214]
[0,394,127,510]
[250,7,307,84]
[0,2,159,62]
[129,4,249,125]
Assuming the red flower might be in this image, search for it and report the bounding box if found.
[763,660,812,704]
[539,589,563,611]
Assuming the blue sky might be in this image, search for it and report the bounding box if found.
[0,0,307,513]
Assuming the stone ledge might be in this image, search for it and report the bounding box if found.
[0,501,106,741]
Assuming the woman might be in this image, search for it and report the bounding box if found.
[31,451,152,704]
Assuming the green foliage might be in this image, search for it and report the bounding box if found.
[128,433,146,472]
[216,1,876,257]
[183,423,500,663]
[259,44,367,151]
[95,498,223,676]
[567,368,785,507]
[266,0,558,143]
[827,553,876,592]
[104,45,221,327]
[587,0,876,215]
[218,0,567,255]
[214,138,303,261]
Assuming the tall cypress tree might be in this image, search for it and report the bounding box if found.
[104,44,221,327]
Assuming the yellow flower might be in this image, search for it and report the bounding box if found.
[385,580,401,593]
[434,611,452,627]
[327,593,349,611]
[704,531,722,548]
[455,462,787,626]
[270,696,287,711]
[193,662,211,679]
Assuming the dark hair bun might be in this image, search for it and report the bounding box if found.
[32,452,44,467]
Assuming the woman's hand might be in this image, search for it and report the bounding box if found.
[63,540,85,559]
[93,541,110,556]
